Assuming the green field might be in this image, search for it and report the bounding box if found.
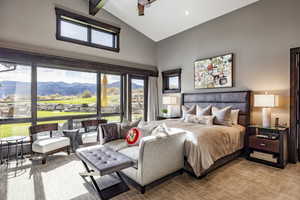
[38,95,119,105]
[38,97,97,105]
[37,111,92,118]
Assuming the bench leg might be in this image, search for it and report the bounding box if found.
[81,161,105,200]
[80,161,129,200]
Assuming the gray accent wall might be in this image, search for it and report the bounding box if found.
[157,0,300,124]
[0,0,156,70]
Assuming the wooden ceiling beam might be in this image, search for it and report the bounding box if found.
[89,0,106,16]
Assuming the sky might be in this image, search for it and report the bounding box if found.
[0,65,122,84]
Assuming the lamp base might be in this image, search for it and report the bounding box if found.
[262,108,271,128]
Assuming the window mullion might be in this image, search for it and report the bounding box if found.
[97,72,101,118]
[31,63,37,126]
[87,25,92,44]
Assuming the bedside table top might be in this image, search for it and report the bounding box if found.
[248,125,288,131]
[157,115,180,119]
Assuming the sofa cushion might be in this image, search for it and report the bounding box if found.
[104,139,128,152]
[81,131,98,144]
[119,146,139,169]
[32,137,70,154]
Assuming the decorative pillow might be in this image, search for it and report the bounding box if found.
[196,105,212,116]
[212,106,232,126]
[138,121,158,137]
[183,114,198,123]
[182,105,196,119]
[126,128,141,146]
[151,123,170,137]
[119,119,141,139]
[184,114,214,125]
[231,109,240,125]
[100,123,119,144]
[196,115,215,126]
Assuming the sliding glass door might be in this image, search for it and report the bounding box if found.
[129,75,148,121]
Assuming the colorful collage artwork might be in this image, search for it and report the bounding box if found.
[194,54,233,89]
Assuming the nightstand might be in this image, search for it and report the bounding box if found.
[156,115,180,120]
[246,125,288,169]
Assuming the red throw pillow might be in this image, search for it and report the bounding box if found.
[126,128,141,145]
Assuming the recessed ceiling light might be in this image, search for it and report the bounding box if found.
[185,10,190,16]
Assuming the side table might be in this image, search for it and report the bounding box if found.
[0,136,26,166]
[63,129,80,152]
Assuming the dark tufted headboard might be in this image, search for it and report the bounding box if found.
[182,91,251,126]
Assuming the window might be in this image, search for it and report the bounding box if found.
[0,123,31,138]
[101,74,121,116]
[162,69,181,93]
[60,20,88,42]
[37,67,97,118]
[56,8,120,52]
[0,63,31,120]
[129,76,147,121]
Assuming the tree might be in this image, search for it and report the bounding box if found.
[82,90,92,98]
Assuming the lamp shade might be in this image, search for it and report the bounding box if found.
[162,96,178,105]
[254,94,278,107]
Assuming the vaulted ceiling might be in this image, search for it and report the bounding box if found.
[103,0,259,42]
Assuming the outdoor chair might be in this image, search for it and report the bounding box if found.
[29,123,70,164]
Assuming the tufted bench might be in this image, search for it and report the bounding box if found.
[76,145,134,200]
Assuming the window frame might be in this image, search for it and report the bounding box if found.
[99,73,124,122]
[162,69,182,94]
[55,8,120,52]
[128,75,148,121]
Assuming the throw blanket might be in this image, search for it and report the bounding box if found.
[154,119,245,177]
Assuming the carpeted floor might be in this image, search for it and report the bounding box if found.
[0,154,299,200]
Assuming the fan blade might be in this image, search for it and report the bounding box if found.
[89,0,107,16]
[138,3,145,16]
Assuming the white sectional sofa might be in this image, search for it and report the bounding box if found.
[100,128,186,193]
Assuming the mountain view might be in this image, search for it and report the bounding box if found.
[0,81,142,97]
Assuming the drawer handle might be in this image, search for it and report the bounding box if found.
[260,143,266,147]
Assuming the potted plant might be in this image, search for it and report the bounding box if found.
[161,109,168,117]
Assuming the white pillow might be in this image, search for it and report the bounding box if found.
[212,106,232,126]
[138,121,158,137]
[152,123,170,137]
[184,114,214,126]
[231,109,240,125]
[182,105,196,119]
[196,105,212,117]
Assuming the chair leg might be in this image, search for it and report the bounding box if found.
[140,186,146,194]
[67,146,71,155]
[42,155,47,165]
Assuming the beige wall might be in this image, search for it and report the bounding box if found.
[0,0,156,70]
[157,0,300,125]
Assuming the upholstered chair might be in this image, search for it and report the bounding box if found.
[80,119,107,145]
[29,123,71,164]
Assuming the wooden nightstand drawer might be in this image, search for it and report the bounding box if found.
[249,136,279,153]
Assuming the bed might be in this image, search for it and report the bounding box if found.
[162,91,251,178]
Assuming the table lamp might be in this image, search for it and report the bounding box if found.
[254,94,278,128]
[162,96,178,117]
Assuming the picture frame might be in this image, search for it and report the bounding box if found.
[194,53,233,89]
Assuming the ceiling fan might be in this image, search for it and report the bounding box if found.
[0,62,16,73]
[89,0,157,16]
[137,0,157,16]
